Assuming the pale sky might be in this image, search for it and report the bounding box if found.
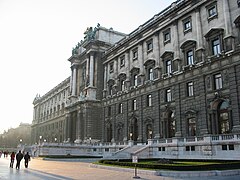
[0,0,175,133]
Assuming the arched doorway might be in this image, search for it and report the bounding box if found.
[129,117,138,142]
[146,124,153,139]
[209,99,231,134]
[162,109,175,138]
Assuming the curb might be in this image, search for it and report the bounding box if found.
[90,164,240,178]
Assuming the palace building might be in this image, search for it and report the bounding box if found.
[32,0,240,154]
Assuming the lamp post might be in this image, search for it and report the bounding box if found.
[19,139,23,151]
[54,137,57,143]
[149,130,152,139]
[39,135,42,145]
[89,137,91,144]
[130,133,133,140]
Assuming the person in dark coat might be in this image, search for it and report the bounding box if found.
[9,152,15,168]
[24,152,31,168]
[16,150,23,169]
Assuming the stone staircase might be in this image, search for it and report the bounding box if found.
[104,145,147,159]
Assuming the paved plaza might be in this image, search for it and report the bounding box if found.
[0,156,240,180]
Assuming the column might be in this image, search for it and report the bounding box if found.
[196,8,203,48]
[103,65,107,98]
[154,32,160,79]
[64,114,70,142]
[71,65,77,96]
[86,57,89,86]
[223,0,234,51]
[223,0,232,36]
[125,51,130,90]
[89,53,94,87]
[195,8,204,63]
[138,42,144,85]
[173,21,180,60]
[173,21,180,72]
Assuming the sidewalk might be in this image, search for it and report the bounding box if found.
[28,158,174,180]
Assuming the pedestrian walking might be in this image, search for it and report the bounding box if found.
[16,150,23,169]
[24,152,31,168]
[9,152,15,168]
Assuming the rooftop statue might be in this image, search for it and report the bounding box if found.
[71,24,100,56]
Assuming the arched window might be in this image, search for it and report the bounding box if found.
[219,101,230,134]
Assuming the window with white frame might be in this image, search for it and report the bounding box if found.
[166,60,172,74]
[120,80,125,91]
[163,28,171,44]
[208,4,217,19]
[214,73,222,90]
[212,37,221,56]
[118,103,123,114]
[187,82,194,97]
[130,68,140,88]
[148,68,154,81]
[132,48,138,60]
[120,55,125,67]
[204,28,224,57]
[132,99,137,110]
[183,17,192,34]
[147,94,152,107]
[166,89,172,102]
[146,39,153,52]
[134,74,138,87]
[187,50,194,65]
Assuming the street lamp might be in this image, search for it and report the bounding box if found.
[89,137,91,144]
[149,130,153,139]
[130,133,133,140]
[39,136,42,145]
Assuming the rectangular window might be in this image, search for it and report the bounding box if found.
[187,82,194,97]
[121,80,125,91]
[166,60,172,74]
[166,89,172,102]
[184,20,191,31]
[147,94,152,107]
[120,56,125,67]
[109,63,114,73]
[134,74,138,87]
[214,74,222,90]
[187,50,194,65]
[148,68,154,80]
[108,106,111,116]
[132,49,138,60]
[191,146,195,151]
[188,117,196,136]
[147,39,153,51]
[119,103,123,114]
[163,29,171,44]
[186,146,190,151]
[208,5,217,18]
[132,99,137,110]
[229,144,234,150]
[222,145,227,150]
[212,38,221,55]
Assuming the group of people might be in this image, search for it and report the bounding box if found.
[0,151,9,158]
[9,151,31,169]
